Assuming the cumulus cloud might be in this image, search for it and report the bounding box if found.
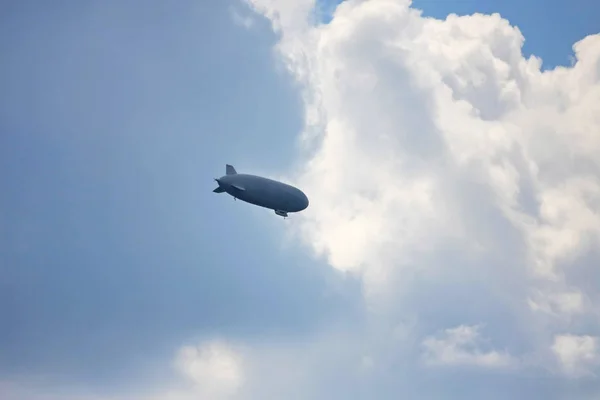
[244,0,600,385]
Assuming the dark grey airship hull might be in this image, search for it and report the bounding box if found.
[213,164,309,217]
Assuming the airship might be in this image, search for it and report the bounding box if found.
[212,164,309,218]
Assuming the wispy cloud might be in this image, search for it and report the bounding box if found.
[229,5,256,29]
[421,325,517,368]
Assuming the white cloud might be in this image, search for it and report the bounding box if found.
[244,0,600,382]
[552,335,600,377]
[172,340,245,398]
[421,324,517,368]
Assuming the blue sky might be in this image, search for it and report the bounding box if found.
[0,0,362,391]
[1,0,600,399]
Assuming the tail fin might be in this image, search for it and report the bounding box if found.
[226,164,237,175]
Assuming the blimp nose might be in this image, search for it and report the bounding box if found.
[300,191,309,210]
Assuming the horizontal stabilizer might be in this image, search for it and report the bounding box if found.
[231,184,245,191]
[226,164,237,175]
[213,187,225,193]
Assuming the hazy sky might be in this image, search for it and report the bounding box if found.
[1,0,600,399]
